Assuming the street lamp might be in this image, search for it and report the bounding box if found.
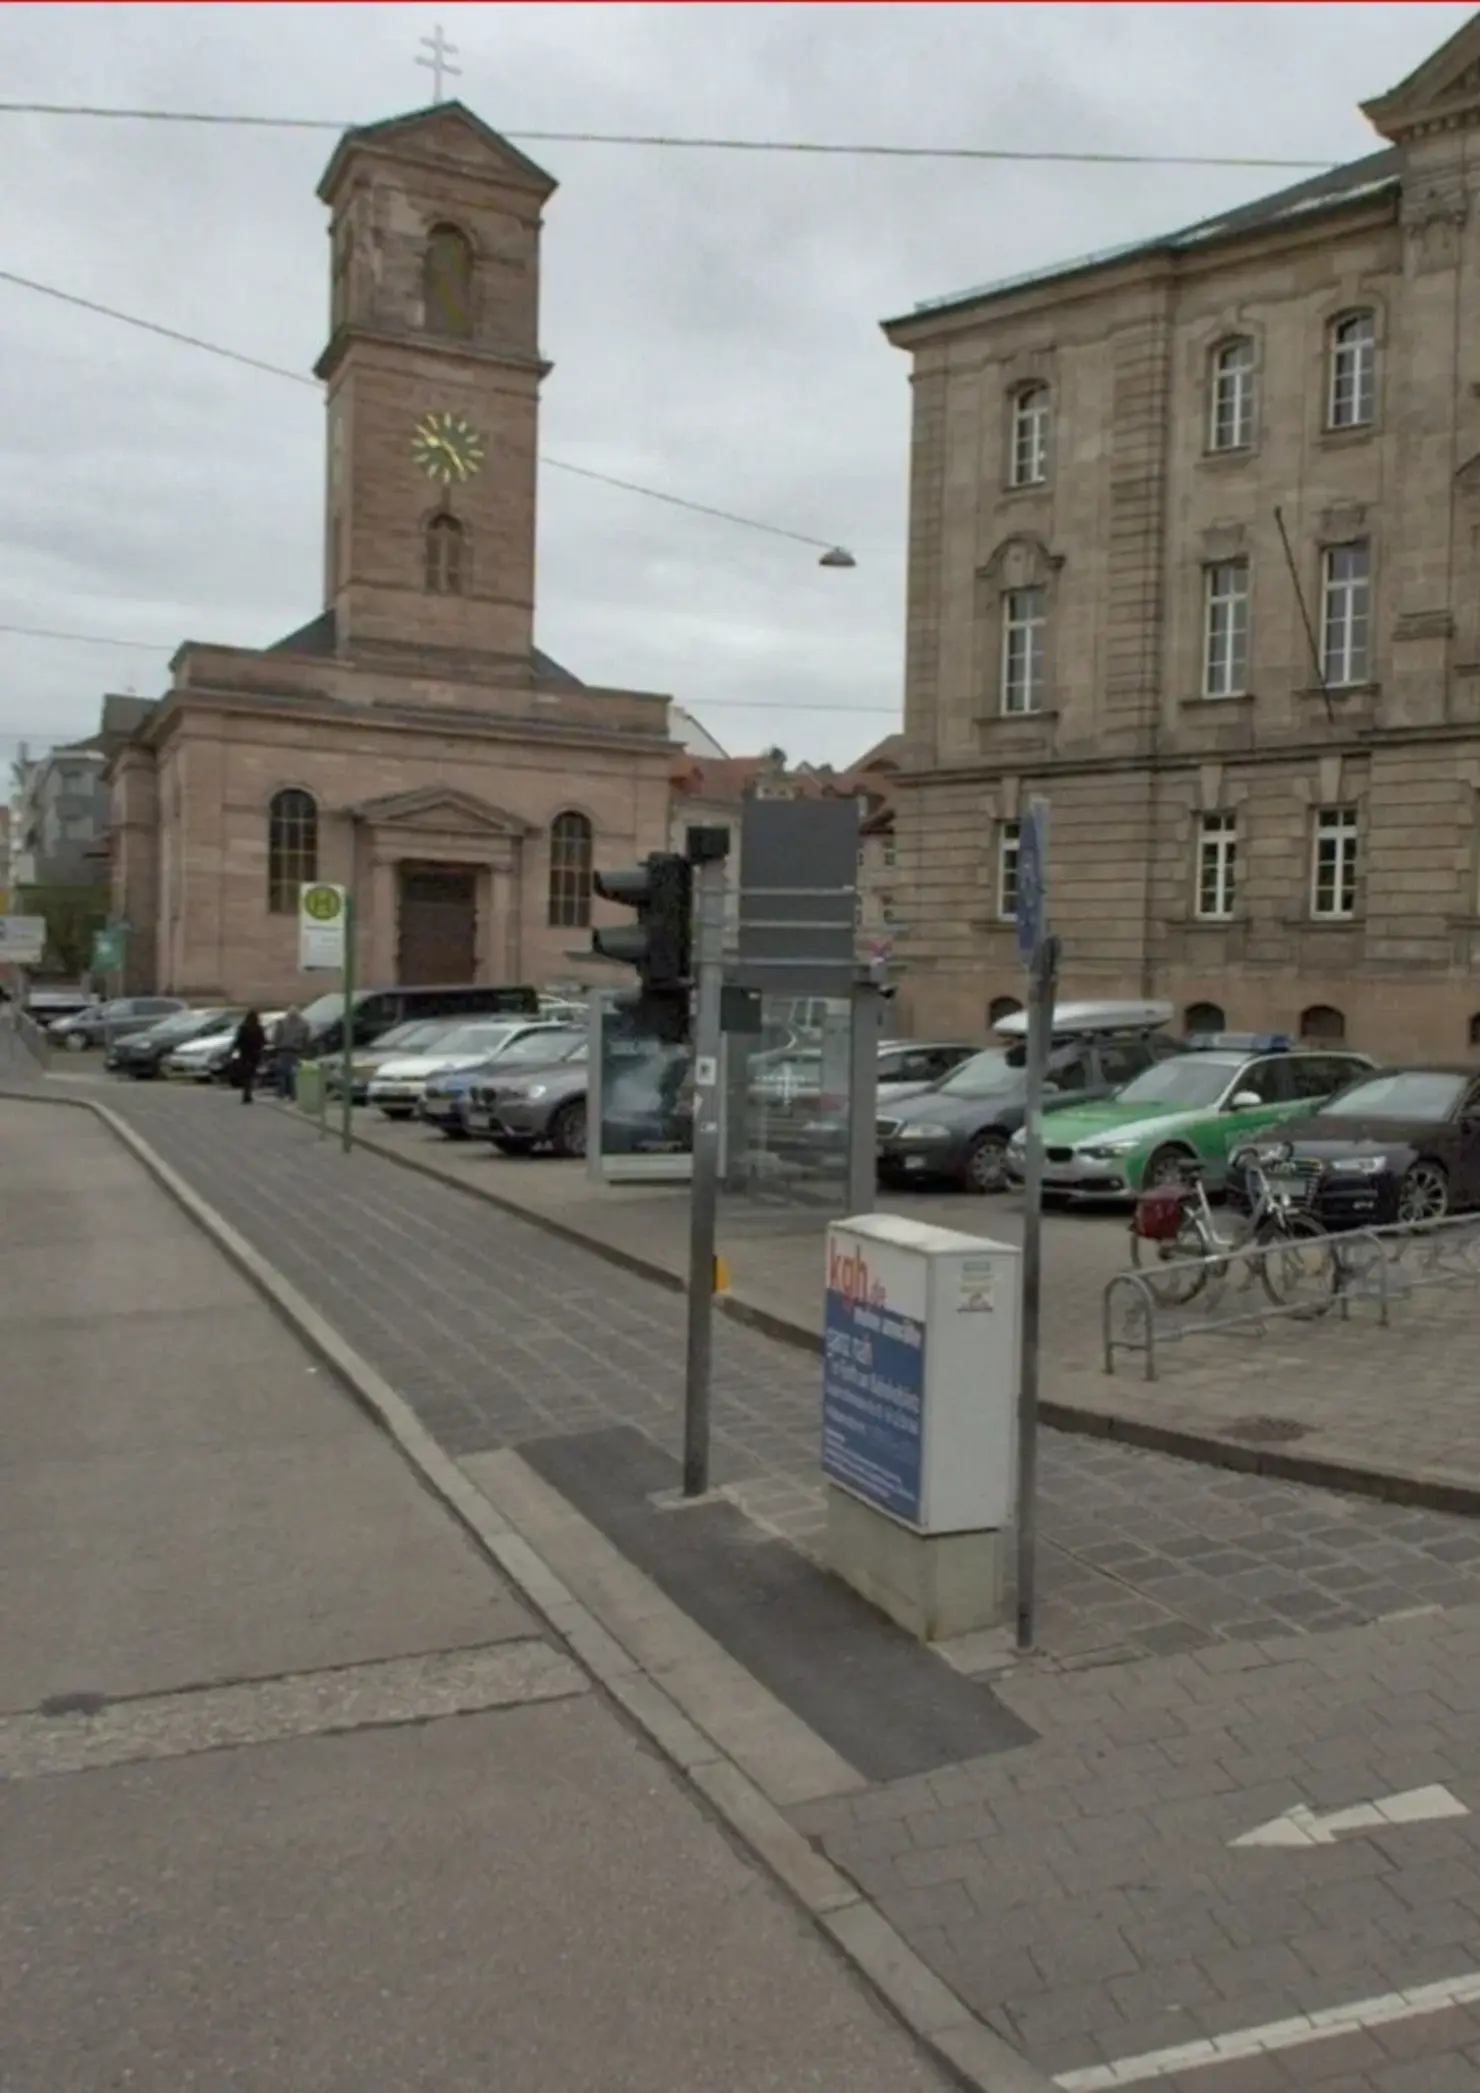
[818,546,857,569]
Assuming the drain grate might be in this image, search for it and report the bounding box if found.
[1222,1415,1310,1445]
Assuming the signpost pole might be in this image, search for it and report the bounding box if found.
[682,844,728,1499]
[339,889,356,1157]
[1014,797,1056,1652]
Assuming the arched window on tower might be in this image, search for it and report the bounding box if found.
[424,513,465,596]
[267,789,318,915]
[1300,1003,1346,1044]
[987,995,1023,1027]
[423,223,474,340]
[548,811,594,929]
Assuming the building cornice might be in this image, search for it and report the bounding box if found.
[892,718,1480,788]
[145,686,675,763]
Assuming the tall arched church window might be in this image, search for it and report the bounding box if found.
[424,513,465,595]
[423,223,474,340]
[267,789,318,915]
[548,811,594,929]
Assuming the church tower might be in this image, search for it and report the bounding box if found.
[314,104,557,675]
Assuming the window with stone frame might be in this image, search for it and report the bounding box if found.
[997,818,1021,919]
[1327,310,1376,431]
[1000,589,1046,714]
[423,222,475,340]
[1202,561,1250,698]
[1009,385,1051,488]
[1321,541,1371,686]
[1208,337,1256,452]
[424,513,465,596]
[1311,806,1358,921]
[547,810,594,929]
[267,788,319,915]
[1195,810,1238,920]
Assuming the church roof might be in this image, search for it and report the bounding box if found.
[263,604,587,690]
[317,100,557,202]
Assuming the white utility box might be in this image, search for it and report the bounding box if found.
[821,1213,1020,1642]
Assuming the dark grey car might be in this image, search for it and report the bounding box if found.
[877,1030,1187,1194]
[469,1045,590,1158]
[52,996,185,1051]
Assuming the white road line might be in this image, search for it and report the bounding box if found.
[1231,1782,1469,1849]
[1053,1970,1480,2090]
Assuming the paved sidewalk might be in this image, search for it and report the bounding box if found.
[0,1097,958,2093]
[18,1069,1480,2088]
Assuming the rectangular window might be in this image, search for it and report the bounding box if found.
[1209,339,1256,452]
[1328,312,1376,431]
[998,820,1021,920]
[1195,811,1237,920]
[1321,542,1371,687]
[1001,588,1046,715]
[1202,562,1250,698]
[1311,807,1358,920]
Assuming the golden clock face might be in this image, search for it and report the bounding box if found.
[411,410,487,485]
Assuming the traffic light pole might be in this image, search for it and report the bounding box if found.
[682,848,728,1499]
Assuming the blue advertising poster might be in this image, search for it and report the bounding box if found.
[821,1285,926,1526]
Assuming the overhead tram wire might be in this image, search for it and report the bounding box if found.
[0,627,902,718]
[0,99,1338,173]
[0,268,844,553]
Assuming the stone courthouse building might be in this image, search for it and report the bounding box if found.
[109,103,673,1002]
[883,10,1480,1061]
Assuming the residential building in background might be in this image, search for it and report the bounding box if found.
[105,101,673,1003]
[883,9,1480,1061]
[10,742,110,890]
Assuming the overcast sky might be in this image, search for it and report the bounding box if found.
[0,1,1468,770]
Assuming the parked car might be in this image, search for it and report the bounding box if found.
[469,1046,592,1157]
[324,1019,465,1104]
[368,1020,576,1119]
[51,995,186,1051]
[106,1006,243,1079]
[163,1011,284,1082]
[1007,1039,1376,1202]
[28,989,95,1026]
[419,1026,586,1137]
[1227,1064,1480,1228]
[877,1001,1183,1194]
[297,982,540,1057]
[752,1038,976,1114]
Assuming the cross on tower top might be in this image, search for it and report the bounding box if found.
[416,24,461,104]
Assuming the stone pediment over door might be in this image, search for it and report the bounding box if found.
[348,784,535,839]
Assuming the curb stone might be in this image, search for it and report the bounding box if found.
[295,1097,1480,1525]
[4,1088,1054,2093]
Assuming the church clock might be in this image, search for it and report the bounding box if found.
[411,409,487,485]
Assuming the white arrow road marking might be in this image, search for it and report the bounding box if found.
[1231,1783,1468,1849]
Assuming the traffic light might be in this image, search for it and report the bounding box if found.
[591,851,693,1041]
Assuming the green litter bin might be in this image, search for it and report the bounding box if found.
[295,1058,324,1117]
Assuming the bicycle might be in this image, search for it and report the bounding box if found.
[1128,1153,1336,1314]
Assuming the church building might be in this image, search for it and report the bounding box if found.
[108,102,675,1002]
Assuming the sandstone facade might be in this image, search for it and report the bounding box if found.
[109,103,673,1005]
[883,12,1480,1064]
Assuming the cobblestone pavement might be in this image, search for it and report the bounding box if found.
[349,1110,1480,1508]
[14,1059,1480,2088]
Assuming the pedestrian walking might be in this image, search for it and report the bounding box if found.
[274,1003,311,1100]
[231,1009,266,1105]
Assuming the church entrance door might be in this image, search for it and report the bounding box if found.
[397,863,478,984]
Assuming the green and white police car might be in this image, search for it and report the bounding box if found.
[1005,1036,1375,1201]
